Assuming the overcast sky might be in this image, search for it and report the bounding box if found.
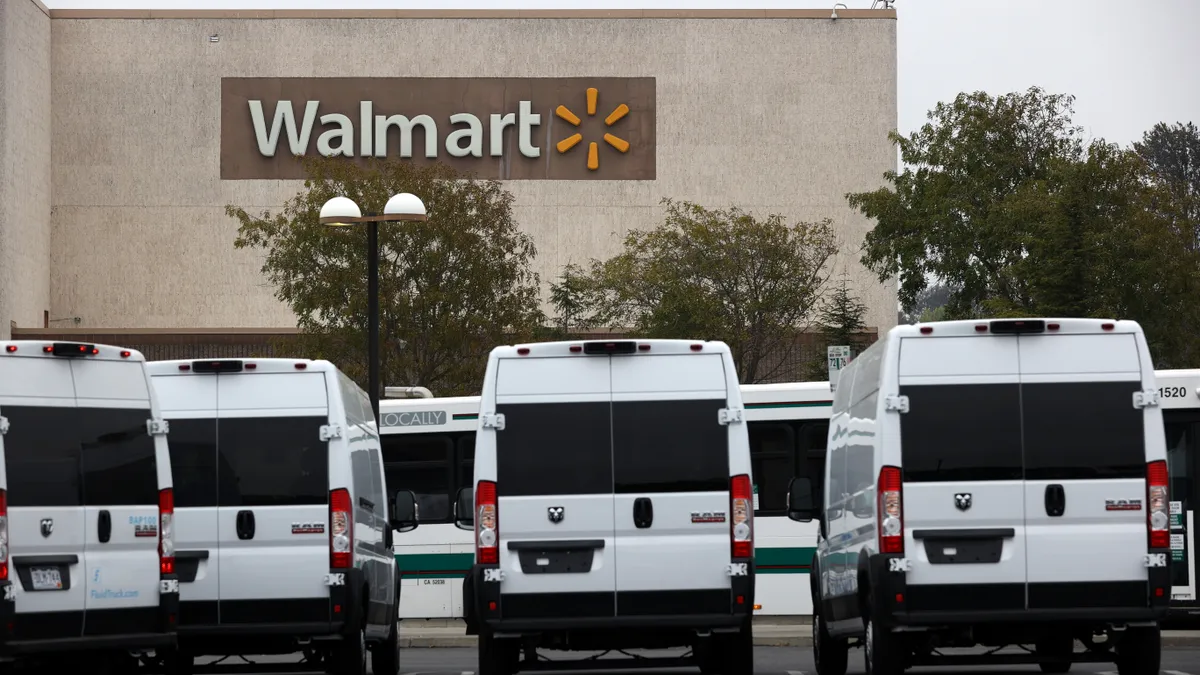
[40,0,1199,146]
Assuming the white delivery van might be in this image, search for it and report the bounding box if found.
[787,319,1170,675]
[454,339,756,675]
[146,358,419,675]
[0,340,179,671]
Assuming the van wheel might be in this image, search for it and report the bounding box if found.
[1114,626,1160,675]
[478,631,517,675]
[717,620,754,675]
[1036,636,1074,673]
[864,606,904,675]
[813,612,849,675]
[369,618,400,675]
[331,612,368,675]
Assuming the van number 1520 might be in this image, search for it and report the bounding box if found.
[1158,386,1189,399]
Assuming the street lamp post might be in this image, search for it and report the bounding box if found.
[319,193,427,424]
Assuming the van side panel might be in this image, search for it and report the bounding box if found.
[215,373,331,624]
[152,374,220,626]
[1019,334,1152,606]
[611,354,730,614]
[491,357,616,619]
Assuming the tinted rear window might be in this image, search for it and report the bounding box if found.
[166,418,218,508]
[496,402,612,497]
[899,384,1024,483]
[2,406,84,507]
[79,407,159,506]
[217,416,329,507]
[613,399,728,493]
[1022,381,1144,480]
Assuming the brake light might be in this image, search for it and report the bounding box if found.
[570,345,582,353]
[3,346,15,353]
[919,326,933,334]
[730,474,753,558]
[637,344,651,351]
[295,362,307,370]
[330,488,353,568]
[159,488,175,575]
[1147,460,1169,549]
[476,481,499,564]
[878,466,904,554]
[120,350,131,358]
[0,490,8,581]
[690,344,703,351]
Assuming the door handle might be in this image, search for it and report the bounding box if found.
[1044,484,1066,518]
[236,510,256,540]
[97,510,111,543]
[633,497,653,529]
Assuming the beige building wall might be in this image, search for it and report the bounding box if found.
[0,0,52,339]
[47,10,898,332]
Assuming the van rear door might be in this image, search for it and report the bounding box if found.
[1018,332,1151,609]
[610,353,734,617]
[492,355,617,620]
[896,336,1029,613]
[215,372,331,626]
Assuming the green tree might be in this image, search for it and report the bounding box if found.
[548,263,599,338]
[567,198,838,383]
[1135,121,1200,251]
[803,272,870,381]
[847,87,1200,367]
[227,156,544,397]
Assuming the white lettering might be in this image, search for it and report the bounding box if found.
[317,113,354,157]
[374,114,438,158]
[446,113,484,158]
[360,101,374,156]
[248,100,319,157]
[518,100,541,158]
[490,112,516,157]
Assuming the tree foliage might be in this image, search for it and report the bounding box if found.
[227,156,544,397]
[803,272,870,381]
[1135,121,1200,252]
[847,87,1200,368]
[552,198,838,383]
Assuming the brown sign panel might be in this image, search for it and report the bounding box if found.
[220,77,656,181]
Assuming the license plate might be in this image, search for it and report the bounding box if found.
[30,567,63,591]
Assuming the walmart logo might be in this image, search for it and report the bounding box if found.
[555,87,631,170]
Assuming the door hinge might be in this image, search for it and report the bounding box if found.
[2,584,14,602]
[146,419,170,436]
[0,416,8,436]
[1133,389,1160,409]
[1144,553,1167,568]
[319,424,343,441]
[324,572,346,586]
[159,578,180,595]
[718,408,744,425]
[481,413,506,430]
[885,395,910,413]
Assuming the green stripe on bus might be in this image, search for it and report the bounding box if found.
[744,401,832,409]
[452,414,479,420]
[395,547,815,578]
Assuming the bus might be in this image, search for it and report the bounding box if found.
[379,382,833,618]
[381,371,1200,621]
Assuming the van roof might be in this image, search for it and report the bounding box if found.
[892,317,1142,338]
[146,358,336,375]
[0,339,147,363]
[494,338,732,359]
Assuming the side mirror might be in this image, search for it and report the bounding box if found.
[787,476,819,523]
[454,487,474,531]
[851,491,874,519]
[390,489,419,533]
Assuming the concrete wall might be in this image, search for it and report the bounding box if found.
[48,12,898,331]
[0,0,52,339]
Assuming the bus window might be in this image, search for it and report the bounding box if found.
[456,433,476,496]
[382,434,453,523]
[748,423,795,515]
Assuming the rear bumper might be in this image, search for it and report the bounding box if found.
[465,560,755,634]
[867,553,1172,627]
[0,578,178,656]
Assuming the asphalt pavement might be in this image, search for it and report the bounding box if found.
[187,646,1200,674]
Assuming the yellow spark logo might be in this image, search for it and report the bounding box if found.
[555,87,630,171]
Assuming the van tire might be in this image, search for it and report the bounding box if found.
[1036,636,1074,673]
[863,602,904,675]
[717,620,754,675]
[1114,626,1160,675]
[331,611,368,675]
[813,611,849,675]
[369,619,401,675]
[477,630,518,675]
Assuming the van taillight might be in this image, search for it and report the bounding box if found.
[330,488,353,569]
[0,490,8,581]
[878,466,904,554]
[1147,460,1169,549]
[730,474,753,558]
[159,488,175,576]
[476,481,499,564]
